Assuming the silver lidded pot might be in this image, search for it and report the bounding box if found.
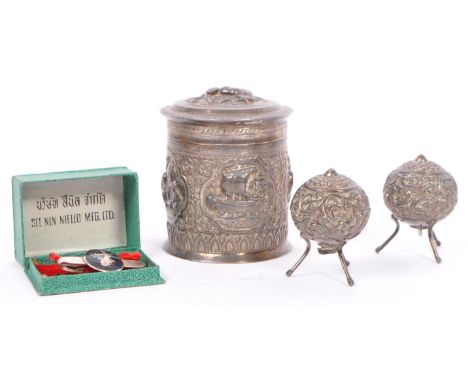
[376,154,458,263]
[286,169,371,286]
[161,87,293,263]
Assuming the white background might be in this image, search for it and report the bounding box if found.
[1,1,467,381]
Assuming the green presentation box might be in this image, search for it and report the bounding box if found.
[12,167,164,295]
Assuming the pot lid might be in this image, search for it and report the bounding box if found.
[161,86,292,124]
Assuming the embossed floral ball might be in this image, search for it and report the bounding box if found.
[383,155,458,227]
[290,169,370,249]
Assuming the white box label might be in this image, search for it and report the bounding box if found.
[22,176,127,256]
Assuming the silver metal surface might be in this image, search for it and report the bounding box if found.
[161,87,293,263]
[121,259,146,269]
[286,169,371,286]
[57,256,87,273]
[57,256,86,266]
[376,155,458,263]
[84,250,124,272]
[59,265,88,274]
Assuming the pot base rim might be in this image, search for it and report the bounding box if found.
[163,241,292,264]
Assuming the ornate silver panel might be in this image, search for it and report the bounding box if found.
[161,152,188,224]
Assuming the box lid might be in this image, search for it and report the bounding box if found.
[161,86,292,124]
[12,167,141,267]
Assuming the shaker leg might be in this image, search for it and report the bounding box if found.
[432,231,442,247]
[338,249,354,287]
[342,253,351,267]
[428,226,442,264]
[286,238,312,277]
[375,214,400,254]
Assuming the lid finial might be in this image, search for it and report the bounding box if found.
[324,168,338,177]
[187,86,262,106]
[415,154,428,162]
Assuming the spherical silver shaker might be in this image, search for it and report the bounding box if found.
[286,169,371,286]
[376,154,458,263]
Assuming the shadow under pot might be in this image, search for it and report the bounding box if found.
[160,86,293,263]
